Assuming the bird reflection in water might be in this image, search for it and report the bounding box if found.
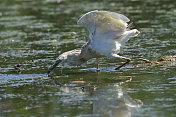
[54,76,143,117]
[92,80,143,117]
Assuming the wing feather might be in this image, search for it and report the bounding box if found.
[77,10,129,34]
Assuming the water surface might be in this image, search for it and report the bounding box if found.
[0,0,176,117]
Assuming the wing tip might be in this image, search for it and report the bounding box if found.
[77,10,130,25]
[77,10,99,25]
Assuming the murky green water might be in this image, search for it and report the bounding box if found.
[0,0,176,117]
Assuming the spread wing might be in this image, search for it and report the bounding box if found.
[77,10,130,39]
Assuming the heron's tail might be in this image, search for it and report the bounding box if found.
[47,59,62,75]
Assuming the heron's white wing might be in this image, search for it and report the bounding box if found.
[77,10,130,36]
[106,11,130,23]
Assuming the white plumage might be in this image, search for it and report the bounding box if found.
[77,10,139,57]
[47,10,140,74]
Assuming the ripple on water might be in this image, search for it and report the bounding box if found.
[0,74,47,87]
[0,0,176,116]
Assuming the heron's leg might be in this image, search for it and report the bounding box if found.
[96,58,100,72]
[115,58,131,70]
[110,54,131,70]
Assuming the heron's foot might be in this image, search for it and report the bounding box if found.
[115,58,131,70]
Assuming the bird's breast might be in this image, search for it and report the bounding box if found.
[90,38,121,57]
